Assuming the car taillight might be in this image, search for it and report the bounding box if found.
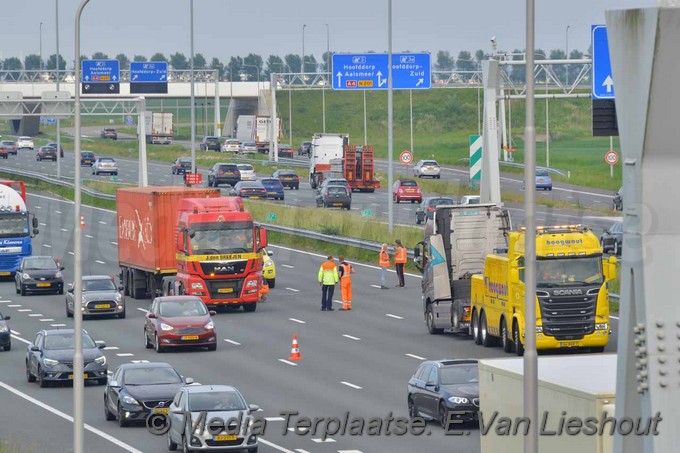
[218,170,224,175]
[427,207,434,211]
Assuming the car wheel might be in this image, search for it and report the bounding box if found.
[514,321,525,356]
[57,287,63,295]
[3,343,10,351]
[38,367,48,388]
[614,240,620,256]
[480,312,495,347]
[548,187,552,191]
[144,328,152,349]
[104,397,116,421]
[411,200,416,203]
[396,197,400,204]
[118,404,129,427]
[600,239,607,253]
[439,402,449,429]
[66,302,73,318]
[501,318,513,353]
[266,278,275,289]
[26,362,36,382]
[426,304,444,334]
[472,310,482,345]
[243,303,257,313]
[15,281,19,294]
[154,334,164,353]
[117,306,126,319]
[416,216,422,225]
[437,175,441,179]
[408,397,418,420]
[98,378,107,385]
[20,284,26,296]
[207,343,217,351]
[167,433,178,451]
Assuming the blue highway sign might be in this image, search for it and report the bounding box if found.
[332,53,431,91]
[82,59,120,83]
[130,62,168,82]
[592,25,614,100]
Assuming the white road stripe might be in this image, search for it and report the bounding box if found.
[99,221,107,225]
[35,206,42,209]
[10,335,31,345]
[111,241,118,246]
[285,287,300,292]
[103,346,119,350]
[17,309,31,312]
[257,439,297,453]
[340,381,362,390]
[282,264,294,269]
[116,353,134,357]
[295,449,311,453]
[312,438,336,443]
[40,319,55,322]
[278,359,298,366]
[55,211,62,214]
[264,417,286,422]
[28,314,43,317]
[405,353,427,360]
[60,228,68,232]
[386,313,404,320]
[50,324,66,327]
[338,450,364,453]
[8,305,21,307]
[342,334,361,341]
[333,299,343,304]
[95,260,106,264]
[0,382,144,453]
[370,284,381,289]
[0,301,8,303]
[10,330,20,335]
[288,318,305,324]
[85,234,94,238]
[136,308,149,313]
[68,251,74,255]
[43,244,52,248]
[224,339,241,345]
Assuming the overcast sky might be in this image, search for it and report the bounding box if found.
[0,0,656,65]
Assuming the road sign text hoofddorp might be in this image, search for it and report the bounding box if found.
[332,53,431,91]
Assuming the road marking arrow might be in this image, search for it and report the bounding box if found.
[336,71,342,86]
[416,78,423,87]
[602,75,614,93]
[377,71,387,87]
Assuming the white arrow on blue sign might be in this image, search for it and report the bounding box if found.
[592,25,614,100]
[332,53,431,91]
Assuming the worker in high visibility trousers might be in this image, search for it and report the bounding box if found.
[394,239,407,288]
[379,244,391,289]
[338,257,354,310]
[258,275,269,302]
[318,256,339,311]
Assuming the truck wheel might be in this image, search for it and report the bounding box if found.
[500,318,513,353]
[513,321,524,356]
[480,312,495,347]
[243,303,257,313]
[426,304,443,334]
[472,310,482,344]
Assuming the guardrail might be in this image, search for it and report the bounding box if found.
[0,167,116,200]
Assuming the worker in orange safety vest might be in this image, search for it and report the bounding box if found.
[338,257,354,310]
[318,256,339,311]
[379,244,390,289]
[394,239,407,288]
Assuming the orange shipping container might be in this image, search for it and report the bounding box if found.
[116,187,220,274]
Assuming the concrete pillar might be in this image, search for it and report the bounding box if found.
[480,60,502,204]
[606,6,680,453]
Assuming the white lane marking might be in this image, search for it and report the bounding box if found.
[258,439,297,453]
[68,251,74,255]
[10,330,20,335]
[43,244,52,248]
[288,318,305,324]
[55,210,62,214]
[35,206,42,209]
[264,417,286,422]
[85,234,94,238]
[10,335,31,345]
[312,438,336,443]
[0,382,145,453]
[99,221,107,225]
[343,334,361,341]
[28,314,44,317]
[0,301,8,304]
[278,359,298,366]
[333,299,343,305]
[282,264,295,269]
[60,228,68,232]
[95,260,106,264]
[40,319,55,322]
[611,315,619,320]
[338,451,364,453]
[225,339,241,345]
[50,324,66,327]
[103,346,119,350]
[111,241,118,246]
[116,353,134,357]
[295,449,311,453]
[386,313,404,320]
[8,305,21,307]
[136,308,149,313]
[17,309,32,312]
[405,353,427,360]
[285,287,300,292]
[340,381,362,390]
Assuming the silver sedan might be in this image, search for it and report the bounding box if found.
[66,275,126,319]
[413,159,441,179]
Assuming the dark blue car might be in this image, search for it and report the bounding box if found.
[0,310,11,351]
[258,177,285,200]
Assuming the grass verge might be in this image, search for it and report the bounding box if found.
[0,440,35,453]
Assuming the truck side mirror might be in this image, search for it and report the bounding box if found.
[258,227,268,249]
[603,256,618,281]
[187,229,195,239]
[32,217,38,228]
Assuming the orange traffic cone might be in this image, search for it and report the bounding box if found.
[288,333,302,361]
[80,214,85,229]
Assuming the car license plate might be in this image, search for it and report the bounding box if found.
[153,408,170,414]
[334,202,343,206]
[214,435,237,441]
[284,177,292,180]
[538,179,545,183]
[251,196,259,199]
[268,192,277,195]
[69,374,88,379]
[406,189,414,192]
[218,287,233,293]
[181,335,199,341]
[84,160,91,164]
[560,341,580,348]
[37,282,51,287]
[0,272,10,276]
[94,304,110,309]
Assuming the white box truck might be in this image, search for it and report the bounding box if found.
[144,112,174,145]
[236,115,256,143]
[309,133,349,188]
[255,116,281,153]
[478,355,619,453]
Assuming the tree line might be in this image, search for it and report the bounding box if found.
[1,48,587,84]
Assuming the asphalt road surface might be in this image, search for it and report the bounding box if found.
[0,192,620,453]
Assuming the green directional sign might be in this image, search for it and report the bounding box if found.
[362,209,372,217]
[469,135,482,182]
[266,213,277,221]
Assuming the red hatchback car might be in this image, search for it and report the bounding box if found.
[393,179,423,203]
[144,296,217,353]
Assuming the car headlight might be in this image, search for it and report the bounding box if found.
[115,293,123,302]
[0,325,8,333]
[22,273,30,280]
[204,319,214,330]
[263,260,273,268]
[595,323,609,330]
[122,395,139,405]
[43,358,59,367]
[190,282,204,289]
[95,356,107,365]
[448,396,469,404]
[160,323,173,331]
[246,280,258,288]
[536,326,543,333]
[55,272,62,279]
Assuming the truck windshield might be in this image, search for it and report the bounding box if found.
[191,228,254,254]
[537,257,603,286]
[0,213,29,238]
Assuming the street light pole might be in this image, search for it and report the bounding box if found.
[56,0,62,179]
[565,25,570,86]
[302,24,306,75]
[190,0,196,174]
[387,0,394,234]
[74,3,92,452]
[323,23,329,132]
[39,22,43,72]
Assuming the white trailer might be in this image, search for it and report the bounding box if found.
[309,133,349,188]
[144,112,174,145]
[478,355,618,453]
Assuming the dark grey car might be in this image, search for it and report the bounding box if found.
[25,329,108,387]
[65,275,126,319]
[316,185,351,210]
[415,197,456,224]
[15,255,64,296]
[208,163,241,187]
[600,221,623,256]
[613,187,623,211]
[0,311,11,351]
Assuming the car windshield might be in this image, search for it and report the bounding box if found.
[237,165,254,172]
[188,391,246,411]
[205,137,218,141]
[190,227,254,254]
[24,257,57,270]
[123,367,182,385]
[159,299,208,317]
[2,141,15,146]
[465,197,480,204]
[217,165,237,172]
[537,257,604,286]
[179,158,191,163]
[83,279,116,292]
[440,365,479,385]
[44,333,96,350]
[261,179,281,186]
[430,198,455,206]
[243,142,256,147]
[239,183,262,190]
[19,137,31,141]
[536,170,550,177]
[227,140,239,145]
[279,171,297,176]
[0,214,29,238]
[82,152,94,158]
[100,158,114,163]
[328,187,347,195]
[328,180,348,186]
[423,161,438,166]
[401,180,417,187]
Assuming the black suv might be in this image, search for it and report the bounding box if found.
[80,151,96,166]
[298,141,312,157]
[45,142,64,158]
[207,163,241,187]
[100,129,117,140]
[200,136,221,151]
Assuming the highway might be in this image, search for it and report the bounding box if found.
[2,143,621,232]
[0,191,619,453]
